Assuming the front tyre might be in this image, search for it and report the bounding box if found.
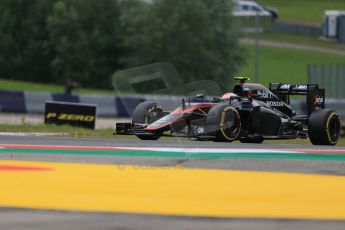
[205,104,241,142]
[132,101,164,140]
[308,109,340,145]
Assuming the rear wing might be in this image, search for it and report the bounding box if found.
[269,83,325,115]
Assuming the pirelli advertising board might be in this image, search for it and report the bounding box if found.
[44,101,97,129]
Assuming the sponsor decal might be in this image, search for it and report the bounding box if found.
[314,96,324,104]
[46,113,95,122]
[266,101,284,107]
[256,90,273,99]
[45,101,97,129]
[197,127,204,134]
[280,84,290,89]
[230,98,240,105]
[296,85,308,90]
[280,84,307,90]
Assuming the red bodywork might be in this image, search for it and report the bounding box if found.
[146,103,215,131]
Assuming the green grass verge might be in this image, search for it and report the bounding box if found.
[238,44,345,86]
[0,78,114,95]
[260,0,345,25]
[0,124,115,138]
[243,32,345,51]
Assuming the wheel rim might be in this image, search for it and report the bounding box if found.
[145,105,163,124]
[220,107,241,140]
[328,114,340,143]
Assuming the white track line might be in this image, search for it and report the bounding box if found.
[122,147,296,153]
[0,132,69,137]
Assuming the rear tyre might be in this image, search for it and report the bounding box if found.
[308,109,340,145]
[205,104,241,142]
[132,101,164,140]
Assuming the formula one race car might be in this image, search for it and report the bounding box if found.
[115,77,341,145]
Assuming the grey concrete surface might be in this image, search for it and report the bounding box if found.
[1,134,345,149]
[1,208,345,230]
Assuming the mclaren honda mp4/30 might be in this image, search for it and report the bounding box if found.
[115,77,341,145]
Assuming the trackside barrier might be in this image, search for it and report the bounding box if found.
[52,93,79,103]
[0,90,26,113]
[1,89,345,118]
[24,91,52,113]
[326,99,345,120]
[144,95,186,111]
[115,96,146,117]
[272,22,322,36]
[79,94,117,117]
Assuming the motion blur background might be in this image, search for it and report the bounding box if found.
[0,0,345,124]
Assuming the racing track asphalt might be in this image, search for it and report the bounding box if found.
[0,135,345,230]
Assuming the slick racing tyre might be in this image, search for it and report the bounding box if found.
[308,109,340,145]
[132,101,164,140]
[205,104,241,142]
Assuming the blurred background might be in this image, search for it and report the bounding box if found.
[0,0,344,129]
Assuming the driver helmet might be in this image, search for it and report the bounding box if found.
[221,92,237,100]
